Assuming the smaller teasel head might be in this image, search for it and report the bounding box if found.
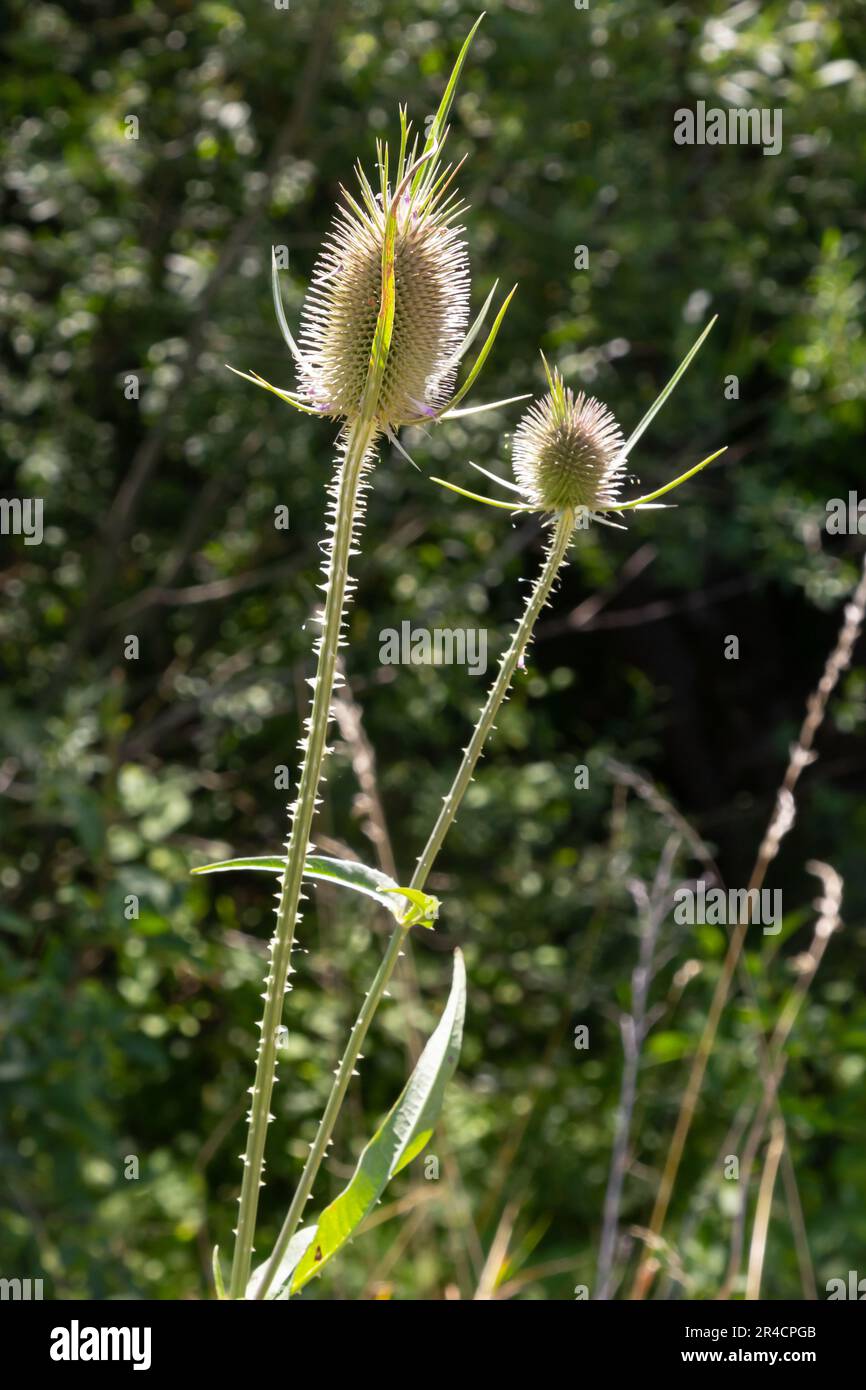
[511,358,626,515]
[429,319,726,529]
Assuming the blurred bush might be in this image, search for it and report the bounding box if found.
[1,0,865,1298]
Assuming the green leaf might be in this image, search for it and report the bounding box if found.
[363,192,397,413]
[304,857,402,913]
[429,475,536,512]
[194,852,400,914]
[611,446,727,512]
[444,277,499,371]
[384,885,440,929]
[468,460,526,493]
[618,316,718,463]
[411,14,485,199]
[225,365,323,416]
[247,1226,317,1301]
[212,1245,226,1300]
[439,393,531,421]
[444,285,518,414]
[270,246,305,366]
[357,147,442,422]
[191,853,439,927]
[192,854,288,876]
[288,948,467,1294]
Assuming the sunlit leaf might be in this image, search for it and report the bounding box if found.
[443,277,499,372]
[287,949,467,1294]
[212,1246,226,1300]
[617,317,718,463]
[440,393,531,421]
[246,1226,317,1301]
[411,14,485,199]
[468,460,526,493]
[363,190,397,410]
[193,853,402,916]
[611,447,727,512]
[270,247,306,366]
[445,285,518,413]
[384,885,440,929]
[225,365,324,416]
[429,474,536,511]
[192,853,438,927]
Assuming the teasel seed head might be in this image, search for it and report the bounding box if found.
[228,21,521,443]
[512,361,626,515]
[296,147,470,430]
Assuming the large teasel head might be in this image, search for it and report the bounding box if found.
[228,16,524,449]
[430,318,727,529]
[296,120,471,428]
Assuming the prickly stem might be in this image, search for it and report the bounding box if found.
[254,508,575,1299]
[228,415,378,1300]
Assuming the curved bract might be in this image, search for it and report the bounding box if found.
[431,317,726,528]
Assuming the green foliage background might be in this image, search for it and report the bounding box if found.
[2,0,865,1299]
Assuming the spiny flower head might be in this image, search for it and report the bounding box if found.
[512,359,626,514]
[429,321,725,527]
[297,121,470,428]
[228,18,523,445]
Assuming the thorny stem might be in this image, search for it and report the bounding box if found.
[256,509,575,1298]
[229,415,377,1300]
[410,511,575,890]
[257,908,407,1296]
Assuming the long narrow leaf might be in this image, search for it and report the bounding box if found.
[430,475,536,511]
[385,425,422,472]
[440,393,531,421]
[288,949,467,1294]
[411,14,485,198]
[247,1227,317,1301]
[611,446,727,512]
[444,278,499,372]
[212,1246,226,1300]
[192,853,439,925]
[361,204,397,414]
[618,316,718,463]
[468,460,526,493]
[270,247,306,365]
[225,365,324,416]
[445,285,518,414]
[356,152,442,421]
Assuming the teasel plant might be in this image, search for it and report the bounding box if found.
[203,16,531,1301]
[198,306,725,1298]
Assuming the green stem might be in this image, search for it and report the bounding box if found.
[256,913,407,1297]
[410,510,575,889]
[256,509,575,1298]
[228,415,378,1300]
